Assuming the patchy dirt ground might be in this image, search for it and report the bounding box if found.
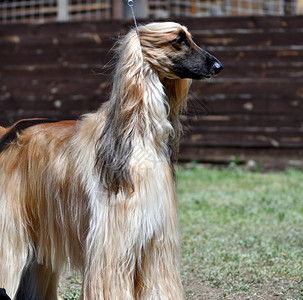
[183,274,303,300]
[59,270,303,300]
[183,274,221,299]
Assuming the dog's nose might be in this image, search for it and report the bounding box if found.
[212,61,224,74]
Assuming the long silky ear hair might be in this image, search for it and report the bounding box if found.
[135,22,192,162]
[164,77,191,161]
[95,30,144,196]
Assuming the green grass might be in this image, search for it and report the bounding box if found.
[178,166,303,299]
[60,167,303,299]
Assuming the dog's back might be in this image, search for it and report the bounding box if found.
[0,119,61,153]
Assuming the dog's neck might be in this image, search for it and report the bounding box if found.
[138,67,174,145]
[105,65,174,149]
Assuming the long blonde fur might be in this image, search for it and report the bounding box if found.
[0,22,219,300]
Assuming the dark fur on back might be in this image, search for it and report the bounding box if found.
[0,119,59,153]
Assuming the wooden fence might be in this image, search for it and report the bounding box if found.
[0,16,303,168]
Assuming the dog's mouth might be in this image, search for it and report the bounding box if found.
[200,75,214,80]
[201,72,221,80]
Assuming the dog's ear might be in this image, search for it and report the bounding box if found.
[95,31,145,198]
[163,78,191,161]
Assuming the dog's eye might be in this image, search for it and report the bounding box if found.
[175,37,189,46]
[170,32,190,48]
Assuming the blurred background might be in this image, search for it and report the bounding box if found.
[0,0,303,169]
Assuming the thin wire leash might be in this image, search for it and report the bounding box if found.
[127,0,141,45]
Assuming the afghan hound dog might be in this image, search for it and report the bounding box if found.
[0,22,223,300]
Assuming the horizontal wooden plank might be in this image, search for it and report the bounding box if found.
[0,78,109,95]
[1,31,302,52]
[1,85,302,115]
[2,46,302,65]
[178,146,303,166]
[1,49,302,64]
[4,75,302,95]
[0,51,113,67]
[193,32,303,48]
[1,67,302,83]
[181,131,303,148]
[176,16,303,30]
[187,99,303,115]
[0,96,104,111]
[213,48,303,62]
[191,80,303,97]
[1,65,302,87]
[179,146,303,159]
[2,50,302,77]
[181,114,303,128]
[1,46,302,64]
[0,35,116,53]
[0,20,127,36]
[1,94,301,116]
[0,66,111,81]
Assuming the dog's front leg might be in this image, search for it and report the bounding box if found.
[79,197,138,300]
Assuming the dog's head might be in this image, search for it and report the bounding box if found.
[138,22,223,80]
